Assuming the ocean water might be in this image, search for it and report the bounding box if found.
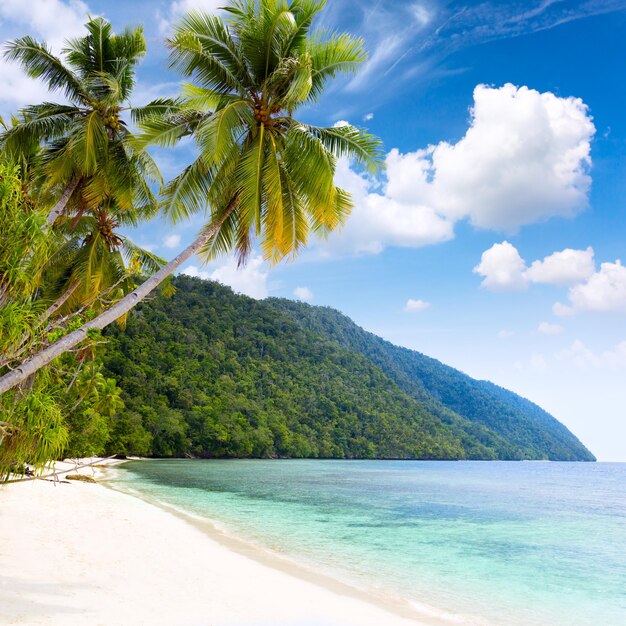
[114,461,626,625]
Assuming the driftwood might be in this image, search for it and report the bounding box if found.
[2,455,119,485]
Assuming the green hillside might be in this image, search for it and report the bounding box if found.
[99,276,594,461]
[270,300,595,461]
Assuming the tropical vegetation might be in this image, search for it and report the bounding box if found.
[97,276,594,462]
[0,0,382,396]
[0,1,383,477]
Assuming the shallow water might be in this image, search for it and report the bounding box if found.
[115,460,626,625]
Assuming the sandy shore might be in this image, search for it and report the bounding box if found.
[0,459,441,626]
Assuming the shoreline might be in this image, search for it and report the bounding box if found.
[0,457,451,626]
[106,465,461,626]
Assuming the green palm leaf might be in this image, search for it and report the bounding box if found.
[2,37,86,103]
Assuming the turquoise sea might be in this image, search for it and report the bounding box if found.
[114,461,626,625]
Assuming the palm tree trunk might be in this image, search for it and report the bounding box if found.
[0,208,233,395]
[41,281,80,322]
[47,175,80,226]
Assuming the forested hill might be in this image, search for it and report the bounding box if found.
[100,276,594,461]
[270,299,595,461]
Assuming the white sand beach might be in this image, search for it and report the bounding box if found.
[0,459,442,626]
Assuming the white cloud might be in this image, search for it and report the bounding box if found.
[172,0,223,13]
[181,265,210,280]
[427,84,594,230]
[473,241,528,291]
[404,298,431,312]
[325,84,594,257]
[412,3,433,27]
[319,159,453,256]
[293,286,313,302]
[0,62,58,108]
[159,0,224,34]
[0,0,90,108]
[0,0,88,50]
[210,256,268,299]
[347,34,406,92]
[556,339,626,370]
[163,234,182,249]
[474,242,601,298]
[568,261,626,313]
[556,340,602,369]
[553,302,575,317]
[498,330,516,339]
[603,341,626,368]
[526,247,595,286]
[515,352,549,372]
[132,81,183,108]
[182,256,269,299]
[364,113,374,121]
[333,119,351,128]
[538,322,564,335]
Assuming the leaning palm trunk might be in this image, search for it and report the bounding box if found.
[47,175,80,226]
[0,210,231,395]
[41,281,80,321]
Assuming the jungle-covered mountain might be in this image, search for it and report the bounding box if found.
[99,276,594,461]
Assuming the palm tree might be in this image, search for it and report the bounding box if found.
[43,203,168,319]
[0,0,384,395]
[1,17,160,226]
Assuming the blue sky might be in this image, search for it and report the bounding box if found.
[1,0,625,460]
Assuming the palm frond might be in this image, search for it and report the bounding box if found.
[299,123,384,173]
[66,110,108,174]
[307,31,366,101]
[131,98,184,124]
[161,154,214,222]
[120,237,166,275]
[134,108,208,149]
[3,37,86,103]
[174,11,250,86]
[235,124,267,235]
[0,104,81,153]
[167,27,244,94]
[194,99,253,166]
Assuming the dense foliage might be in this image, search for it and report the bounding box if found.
[271,299,596,461]
[0,0,382,397]
[0,160,125,477]
[99,277,594,461]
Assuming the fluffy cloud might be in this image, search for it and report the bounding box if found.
[404,299,431,312]
[163,234,182,249]
[182,256,268,299]
[364,113,374,122]
[0,0,90,108]
[158,0,224,34]
[553,302,575,317]
[0,0,88,49]
[473,241,528,291]
[325,84,594,257]
[171,0,223,13]
[556,339,626,369]
[538,322,564,335]
[556,340,601,368]
[568,261,626,313]
[526,247,595,286]
[427,84,594,230]
[474,242,599,294]
[319,159,453,256]
[293,287,313,302]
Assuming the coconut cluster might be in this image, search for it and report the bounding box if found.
[254,104,270,125]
